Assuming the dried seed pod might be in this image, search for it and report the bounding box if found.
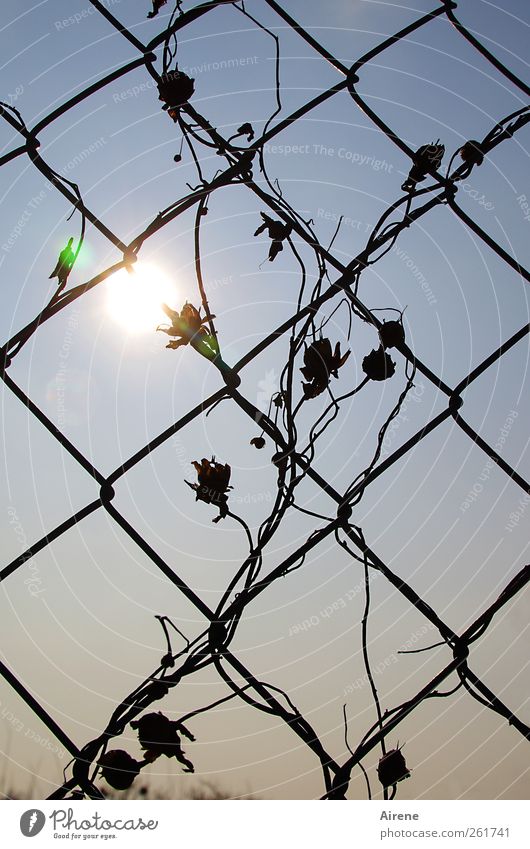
[362,346,396,381]
[99,750,141,791]
[250,436,266,449]
[459,139,484,167]
[379,319,405,350]
[402,141,445,192]
[160,652,175,669]
[377,747,411,789]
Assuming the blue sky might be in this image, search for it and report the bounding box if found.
[0,0,529,800]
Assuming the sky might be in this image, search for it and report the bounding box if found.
[0,0,529,800]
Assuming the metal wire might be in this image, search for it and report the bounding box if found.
[0,0,529,800]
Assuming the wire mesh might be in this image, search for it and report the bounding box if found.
[0,0,529,800]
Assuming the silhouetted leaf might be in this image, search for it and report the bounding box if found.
[49,237,75,289]
[254,212,293,262]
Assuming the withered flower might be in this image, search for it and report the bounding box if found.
[379,319,405,350]
[157,302,217,357]
[250,436,266,449]
[186,456,232,522]
[147,0,168,18]
[377,747,411,789]
[362,346,396,381]
[98,750,142,791]
[254,212,293,262]
[157,70,195,120]
[301,337,350,399]
[401,141,445,192]
[131,712,195,773]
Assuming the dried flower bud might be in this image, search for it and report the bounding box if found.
[377,747,411,789]
[99,750,141,790]
[459,140,484,167]
[147,0,168,19]
[160,652,174,669]
[379,320,405,350]
[237,122,255,141]
[158,71,195,115]
[362,346,396,381]
[402,141,445,191]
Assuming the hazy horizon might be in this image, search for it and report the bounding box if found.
[1,0,529,800]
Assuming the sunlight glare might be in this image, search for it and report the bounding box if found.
[106,263,177,334]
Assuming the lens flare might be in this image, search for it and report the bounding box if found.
[106,263,177,334]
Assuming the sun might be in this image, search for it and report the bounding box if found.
[106,262,177,334]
